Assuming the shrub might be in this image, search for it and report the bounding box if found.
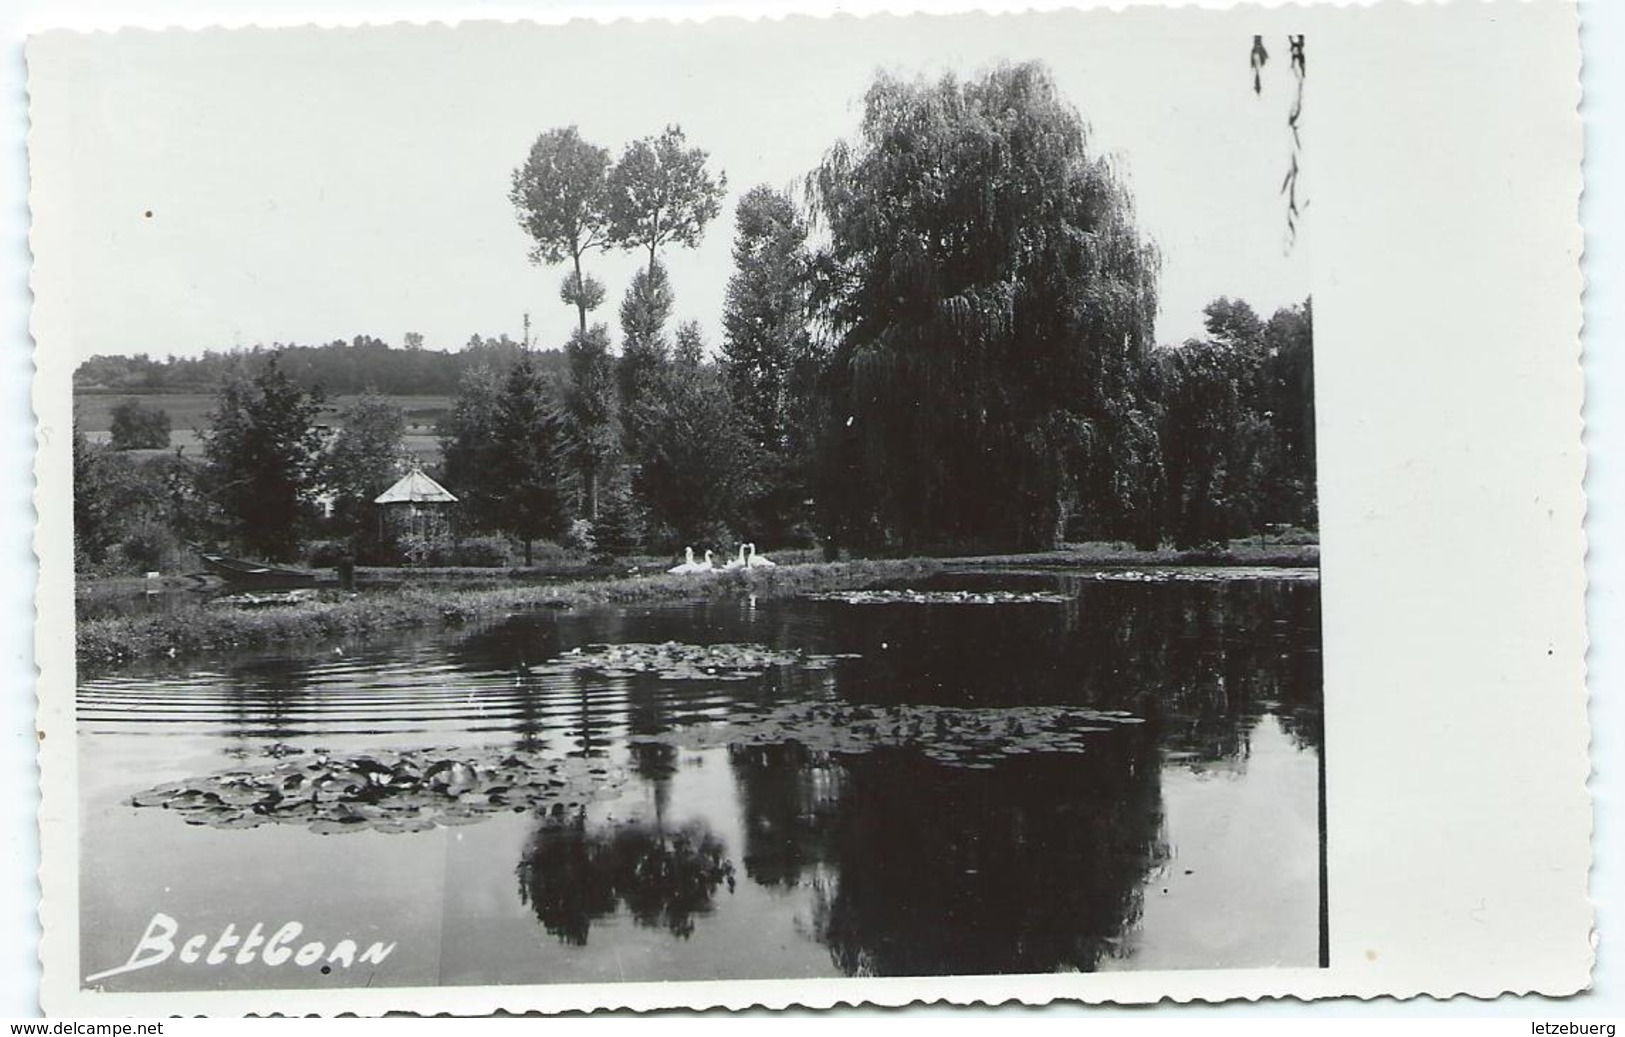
[355,536,404,566]
[564,518,596,553]
[109,399,172,450]
[116,519,185,573]
[1270,525,1320,546]
[425,537,513,568]
[524,539,571,564]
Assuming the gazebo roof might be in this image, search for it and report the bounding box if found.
[374,469,458,505]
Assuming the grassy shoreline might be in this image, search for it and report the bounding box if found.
[954,541,1319,568]
[75,541,1318,673]
[75,559,942,673]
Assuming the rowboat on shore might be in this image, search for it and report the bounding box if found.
[198,552,321,590]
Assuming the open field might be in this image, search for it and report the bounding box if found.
[73,392,218,435]
[74,392,451,462]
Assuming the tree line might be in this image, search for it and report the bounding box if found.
[74,333,558,398]
[73,61,1315,573]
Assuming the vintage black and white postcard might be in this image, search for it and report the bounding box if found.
[28,0,1592,1015]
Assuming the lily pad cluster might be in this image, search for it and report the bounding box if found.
[208,589,320,610]
[665,701,1145,769]
[129,748,631,835]
[553,641,860,681]
[1075,566,1319,583]
[804,588,1071,606]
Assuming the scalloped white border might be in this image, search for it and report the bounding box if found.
[26,0,1593,1016]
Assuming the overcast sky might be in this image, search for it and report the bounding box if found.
[29,12,1312,363]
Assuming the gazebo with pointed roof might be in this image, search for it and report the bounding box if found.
[373,468,458,545]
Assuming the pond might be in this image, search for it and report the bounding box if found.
[76,568,1323,989]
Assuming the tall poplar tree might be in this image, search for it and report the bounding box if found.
[561,324,619,519]
[511,126,614,335]
[607,125,727,277]
[721,186,813,451]
[721,186,817,542]
[616,261,675,454]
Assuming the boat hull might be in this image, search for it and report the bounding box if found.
[199,554,320,590]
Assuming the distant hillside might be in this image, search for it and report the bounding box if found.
[73,335,568,397]
[73,391,454,465]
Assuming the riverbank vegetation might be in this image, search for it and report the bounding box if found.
[76,558,941,672]
[72,60,1316,583]
[951,540,1318,569]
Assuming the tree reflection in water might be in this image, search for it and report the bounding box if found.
[823,579,1322,769]
[516,814,736,945]
[217,657,317,758]
[729,743,845,888]
[730,729,1168,976]
[507,575,1314,968]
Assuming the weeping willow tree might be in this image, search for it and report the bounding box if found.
[806,62,1161,553]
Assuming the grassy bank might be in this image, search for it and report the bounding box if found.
[75,539,1318,672]
[957,540,1318,569]
[76,559,941,673]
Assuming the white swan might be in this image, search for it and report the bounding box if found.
[747,543,777,568]
[669,548,717,574]
[723,544,748,571]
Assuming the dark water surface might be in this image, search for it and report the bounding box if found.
[77,569,1322,989]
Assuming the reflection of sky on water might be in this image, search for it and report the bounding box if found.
[1102,714,1322,971]
[78,574,1322,989]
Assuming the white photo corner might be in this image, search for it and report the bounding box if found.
[27,0,1592,1014]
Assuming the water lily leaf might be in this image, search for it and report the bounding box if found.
[213,813,266,830]
[668,700,1144,769]
[130,740,646,837]
[805,589,1071,606]
[310,819,367,835]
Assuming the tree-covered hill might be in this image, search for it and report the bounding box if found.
[73,333,565,398]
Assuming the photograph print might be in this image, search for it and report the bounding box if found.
[36,9,1325,1003]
